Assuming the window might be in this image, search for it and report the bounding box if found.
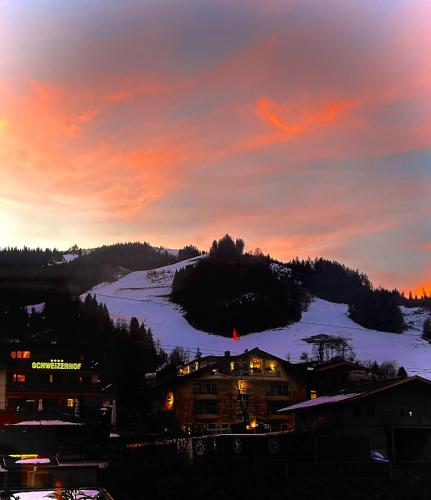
[12,351,31,359]
[67,398,75,408]
[267,384,289,396]
[310,390,317,400]
[193,383,217,394]
[18,351,30,359]
[265,360,277,372]
[49,374,54,383]
[236,393,249,401]
[250,357,262,373]
[13,374,26,383]
[193,400,218,415]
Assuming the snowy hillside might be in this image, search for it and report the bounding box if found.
[87,257,431,378]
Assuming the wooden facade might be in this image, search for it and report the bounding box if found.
[168,348,307,433]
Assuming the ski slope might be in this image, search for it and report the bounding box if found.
[87,257,431,378]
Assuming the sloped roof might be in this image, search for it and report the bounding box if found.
[278,376,431,413]
[278,393,362,412]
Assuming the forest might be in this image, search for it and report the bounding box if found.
[0,237,427,337]
[172,235,408,335]
[171,235,309,336]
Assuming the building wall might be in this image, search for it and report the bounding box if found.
[293,381,431,459]
[172,355,306,432]
[0,365,6,410]
[3,351,111,420]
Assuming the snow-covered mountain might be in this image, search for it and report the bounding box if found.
[86,256,431,378]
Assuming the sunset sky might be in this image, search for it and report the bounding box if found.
[0,0,430,294]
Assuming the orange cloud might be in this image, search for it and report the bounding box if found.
[257,96,356,134]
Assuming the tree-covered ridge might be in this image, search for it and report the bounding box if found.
[0,246,63,269]
[0,238,417,335]
[171,235,309,336]
[172,237,406,335]
[0,242,179,307]
[286,257,405,333]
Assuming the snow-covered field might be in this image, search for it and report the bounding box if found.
[61,253,80,263]
[87,257,431,378]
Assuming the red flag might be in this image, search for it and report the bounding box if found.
[233,328,239,342]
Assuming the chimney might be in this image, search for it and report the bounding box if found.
[224,351,230,358]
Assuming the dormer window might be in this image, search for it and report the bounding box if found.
[266,360,277,371]
[250,358,262,373]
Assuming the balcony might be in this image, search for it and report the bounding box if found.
[231,368,281,378]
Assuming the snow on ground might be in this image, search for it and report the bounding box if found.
[26,303,45,313]
[12,420,83,426]
[62,253,80,263]
[12,490,101,499]
[87,256,431,379]
[153,246,179,257]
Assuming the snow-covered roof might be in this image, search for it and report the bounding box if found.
[278,393,362,412]
[11,420,83,426]
[11,490,101,499]
[15,458,51,464]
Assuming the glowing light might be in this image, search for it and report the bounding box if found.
[165,391,174,411]
[237,379,247,393]
[32,360,82,370]
[233,328,239,342]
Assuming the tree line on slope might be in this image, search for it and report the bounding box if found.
[172,235,407,335]
[286,257,406,333]
[0,238,421,335]
[171,234,310,336]
[0,242,183,307]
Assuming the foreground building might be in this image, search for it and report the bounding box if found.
[278,376,431,461]
[0,348,114,424]
[162,348,307,433]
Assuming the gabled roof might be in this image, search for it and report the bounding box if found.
[278,376,431,413]
[174,346,301,383]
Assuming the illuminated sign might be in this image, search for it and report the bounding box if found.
[32,359,82,370]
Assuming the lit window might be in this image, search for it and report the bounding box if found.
[13,374,26,383]
[266,360,277,371]
[49,374,54,383]
[250,358,262,371]
[16,351,31,359]
[10,352,16,359]
[310,390,317,400]
[67,398,75,408]
[230,361,235,371]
